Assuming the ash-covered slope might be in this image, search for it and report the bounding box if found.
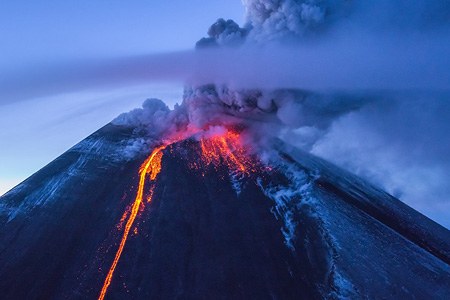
[0,123,449,299]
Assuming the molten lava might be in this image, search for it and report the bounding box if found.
[98,145,165,300]
[98,128,258,299]
[199,130,253,174]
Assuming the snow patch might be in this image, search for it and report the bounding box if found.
[257,164,314,251]
[230,172,244,196]
[5,155,87,222]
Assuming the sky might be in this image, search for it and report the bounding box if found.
[0,1,244,194]
[0,1,244,65]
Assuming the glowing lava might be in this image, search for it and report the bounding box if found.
[98,127,257,299]
[98,145,166,300]
[199,129,253,174]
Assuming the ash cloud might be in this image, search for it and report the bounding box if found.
[241,0,347,42]
[196,18,248,48]
[241,0,450,42]
[111,0,450,227]
[2,0,450,227]
[310,93,450,228]
[189,0,450,228]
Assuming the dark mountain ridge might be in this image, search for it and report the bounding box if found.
[0,123,449,299]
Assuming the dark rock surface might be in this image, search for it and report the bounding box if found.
[0,124,449,299]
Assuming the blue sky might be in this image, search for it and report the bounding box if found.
[0,1,244,65]
[0,1,244,195]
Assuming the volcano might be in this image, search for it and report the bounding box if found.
[1,122,450,299]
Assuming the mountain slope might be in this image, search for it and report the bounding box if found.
[0,123,449,299]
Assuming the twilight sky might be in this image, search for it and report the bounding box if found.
[0,1,244,195]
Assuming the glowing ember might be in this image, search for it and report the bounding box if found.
[116,207,130,231]
[98,145,166,300]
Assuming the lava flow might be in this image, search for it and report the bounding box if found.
[98,145,165,300]
[199,129,254,174]
[98,128,256,299]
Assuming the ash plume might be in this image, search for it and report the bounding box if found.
[108,0,450,227]
[240,0,450,42]
[2,0,450,226]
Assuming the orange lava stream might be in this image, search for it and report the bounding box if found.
[98,145,166,300]
[199,130,251,174]
[98,128,254,299]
